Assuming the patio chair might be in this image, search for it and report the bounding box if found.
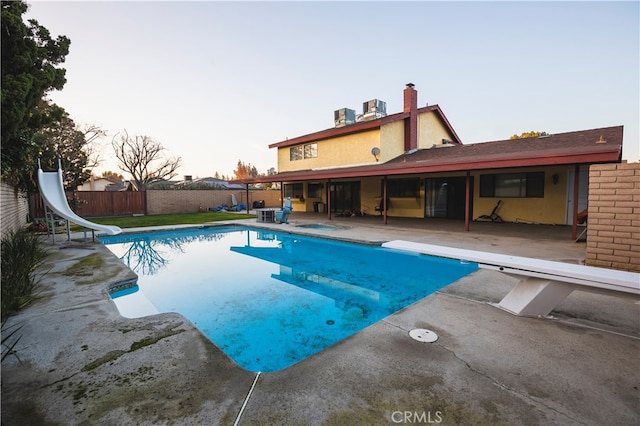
[475,200,503,222]
[374,198,390,216]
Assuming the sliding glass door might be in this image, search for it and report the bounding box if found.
[425,177,471,219]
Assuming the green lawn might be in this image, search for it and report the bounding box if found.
[69,212,256,231]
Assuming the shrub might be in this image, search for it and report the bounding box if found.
[1,230,49,321]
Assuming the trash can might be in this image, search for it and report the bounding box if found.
[317,202,325,213]
[313,202,319,212]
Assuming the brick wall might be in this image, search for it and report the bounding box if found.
[146,190,283,215]
[1,181,29,239]
[586,163,640,272]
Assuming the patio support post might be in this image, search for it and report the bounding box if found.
[382,176,388,225]
[280,182,284,208]
[571,164,580,240]
[465,171,471,232]
[327,179,332,220]
[245,184,249,212]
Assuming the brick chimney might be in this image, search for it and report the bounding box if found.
[404,83,418,151]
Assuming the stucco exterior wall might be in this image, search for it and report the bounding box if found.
[292,182,323,212]
[379,121,405,162]
[291,166,576,223]
[472,166,571,224]
[276,109,457,174]
[417,112,456,149]
[277,130,382,173]
[360,177,384,215]
[1,181,29,239]
[586,163,639,272]
[362,167,574,223]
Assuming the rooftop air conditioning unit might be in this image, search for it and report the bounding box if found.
[362,99,387,120]
[334,108,356,128]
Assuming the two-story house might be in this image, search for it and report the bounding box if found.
[234,83,623,234]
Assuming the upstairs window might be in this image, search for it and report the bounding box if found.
[304,143,318,159]
[290,143,318,161]
[290,146,303,161]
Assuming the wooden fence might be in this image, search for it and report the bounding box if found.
[29,189,282,218]
[30,191,146,218]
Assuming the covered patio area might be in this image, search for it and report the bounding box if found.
[265,211,584,258]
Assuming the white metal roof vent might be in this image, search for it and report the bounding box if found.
[409,328,438,343]
[334,108,356,128]
[361,99,387,121]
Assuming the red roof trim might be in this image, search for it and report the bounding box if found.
[268,105,461,149]
[232,125,622,185]
[232,147,620,184]
[269,120,383,149]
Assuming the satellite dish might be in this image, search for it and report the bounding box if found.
[371,147,380,161]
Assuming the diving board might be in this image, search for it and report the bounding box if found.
[382,240,640,317]
[38,160,122,242]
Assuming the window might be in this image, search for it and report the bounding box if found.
[290,146,303,161]
[480,172,544,197]
[385,178,420,198]
[284,183,303,199]
[290,143,318,161]
[304,143,317,159]
[308,183,323,198]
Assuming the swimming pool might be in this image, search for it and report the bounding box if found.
[100,227,477,372]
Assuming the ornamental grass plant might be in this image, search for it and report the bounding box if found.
[1,229,49,322]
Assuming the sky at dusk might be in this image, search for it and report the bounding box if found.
[26,0,639,179]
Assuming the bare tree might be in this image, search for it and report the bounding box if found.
[81,124,107,171]
[112,130,181,190]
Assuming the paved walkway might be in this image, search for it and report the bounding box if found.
[2,216,638,425]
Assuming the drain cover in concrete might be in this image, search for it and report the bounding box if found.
[409,328,438,343]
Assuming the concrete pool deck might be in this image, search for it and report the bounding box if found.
[2,215,639,425]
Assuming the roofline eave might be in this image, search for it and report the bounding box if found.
[267,105,463,149]
[231,147,621,184]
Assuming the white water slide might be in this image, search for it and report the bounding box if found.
[38,160,122,241]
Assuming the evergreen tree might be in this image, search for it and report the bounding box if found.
[1,0,71,192]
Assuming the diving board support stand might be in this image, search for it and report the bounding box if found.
[494,275,576,316]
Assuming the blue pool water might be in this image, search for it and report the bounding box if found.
[100,227,477,372]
